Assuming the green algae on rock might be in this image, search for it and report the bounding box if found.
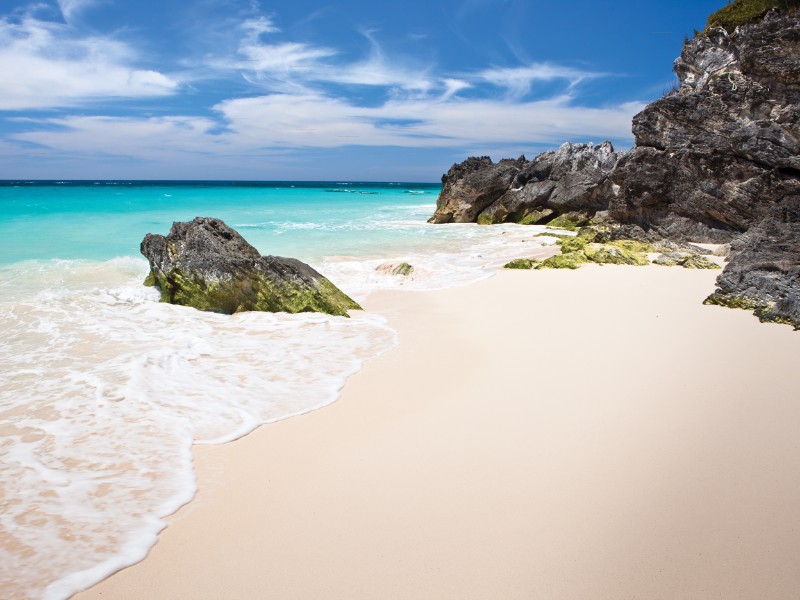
[536,225,651,269]
[583,243,650,266]
[141,217,361,316]
[654,252,721,269]
[704,292,800,329]
[705,0,800,34]
[545,212,594,231]
[392,262,414,276]
[532,232,572,242]
[679,255,721,269]
[504,258,537,270]
[557,236,588,254]
[517,209,555,225]
[535,252,587,270]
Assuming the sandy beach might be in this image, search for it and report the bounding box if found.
[75,263,800,600]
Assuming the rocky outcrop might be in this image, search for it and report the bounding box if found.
[428,7,799,328]
[609,8,800,327]
[428,142,620,225]
[609,9,800,241]
[141,217,361,316]
[705,195,800,326]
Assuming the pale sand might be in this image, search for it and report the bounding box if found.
[75,265,800,600]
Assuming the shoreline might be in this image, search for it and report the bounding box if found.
[75,264,800,599]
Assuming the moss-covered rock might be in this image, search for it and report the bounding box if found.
[546,212,593,231]
[141,217,361,316]
[476,211,499,225]
[392,262,414,276]
[583,243,650,266]
[704,292,800,329]
[504,258,537,270]
[557,236,588,254]
[703,292,761,311]
[575,225,612,244]
[705,0,800,34]
[535,252,587,270]
[653,252,684,266]
[532,232,572,241]
[535,226,651,269]
[517,208,555,225]
[654,253,721,269]
[679,255,721,269]
[608,239,654,254]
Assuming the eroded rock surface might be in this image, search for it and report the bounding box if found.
[428,8,800,328]
[141,217,361,316]
[428,142,619,225]
[705,195,800,327]
[610,9,800,241]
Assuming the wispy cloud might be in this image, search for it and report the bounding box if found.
[12,93,643,158]
[0,15,179,109]
[229,19,433,93]
[56,0,102,23]
[1,6,644,177]
[478,64,601,98]
[12,115,221,159]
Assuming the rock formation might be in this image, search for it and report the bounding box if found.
[428,6,800,328]
[141,217,361,316]
[610,8,800,243]
[428,142,619,225]
[614,7,799,327]
[705,195,800,325]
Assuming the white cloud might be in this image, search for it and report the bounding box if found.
[240,41,336,75]
[11,92,642,161]
[13,115,221,159]
[56,0,101,23]
[218,92,641,148]
[441,79,471,100]
[478,64,600,98]
[2,9,645,175]
[229,20,434,93]
[0,16,179,109]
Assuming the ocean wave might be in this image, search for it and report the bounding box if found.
[1,220,557,599]
[0,265,396,599]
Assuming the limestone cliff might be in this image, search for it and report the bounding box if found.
[610,8,799,326]
[610,8,800,242]
[428,7,800,327]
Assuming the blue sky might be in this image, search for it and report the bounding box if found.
[0,0,723,181]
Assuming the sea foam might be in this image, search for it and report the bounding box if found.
[0,260,395,599]
[0,182,556,599]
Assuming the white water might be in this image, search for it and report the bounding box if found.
[0,221,558,599]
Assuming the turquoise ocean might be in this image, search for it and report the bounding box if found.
[0,181,556,599]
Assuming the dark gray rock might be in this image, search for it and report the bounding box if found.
[428,156,526,223]
[427,9,800,328]
[428,142,620,225]
[609,10,800,241]
[141,217,361,316]
[705,195,800,328]
[609,9,800,327]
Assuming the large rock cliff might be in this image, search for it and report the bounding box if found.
[610,8,800,242]
[612,8,799,326]
[429,7,800,328]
